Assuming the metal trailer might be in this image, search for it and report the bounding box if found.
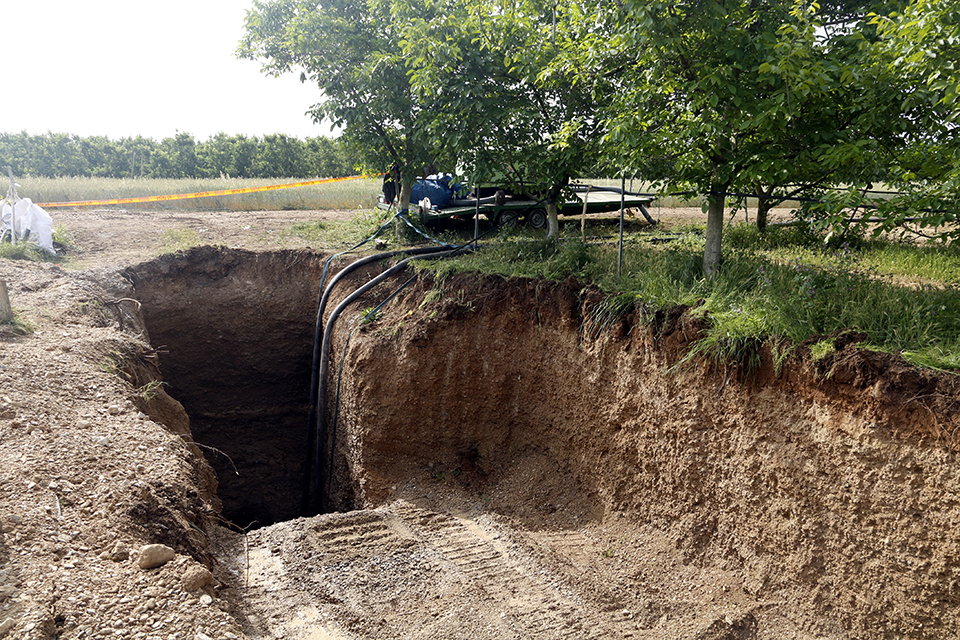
[378,186,658,229]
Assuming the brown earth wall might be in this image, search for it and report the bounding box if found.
[333,272,960,639]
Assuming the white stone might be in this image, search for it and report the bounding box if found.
[137,544,175,570]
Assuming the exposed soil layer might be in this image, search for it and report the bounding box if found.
[0,206,958,640]
[124,248,329,528]
[308,270,960,639]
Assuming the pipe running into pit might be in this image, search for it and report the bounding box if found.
[303,246,466,515]
[303,209,537,514]
[305,246,454,456]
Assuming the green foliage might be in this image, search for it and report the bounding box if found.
[0,131,357,180]
[809,339,837,362]
[593,0,920,273]
[241,0,611,235]
[586,292,637,339]
[360,306,382,324]
[421,224,960,370]
[240,0,449,213]
[137,380,167,402]
[410,0,609,237]
[0,240,59,263]
[239,0,959,251]
[855,0,960,241]
[872,0,960,109]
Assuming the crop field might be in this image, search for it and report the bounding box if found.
[17,176,809,213]
[17,176,384,211]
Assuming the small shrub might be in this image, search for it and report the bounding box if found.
[809,340,836,362]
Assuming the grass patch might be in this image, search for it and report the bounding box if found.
[0,242,52,262]
[0,223,76,266]
[279,206,399,249]
[809,339,837,362]
[861,242,960,285]
[0,311,33,336]
[417,221,960,371]
[158,228,201,254]
[283,220,330,243]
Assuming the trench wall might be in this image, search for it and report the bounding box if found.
[125,248,328,528]
[334,274,960,640]
[122,247,960,638]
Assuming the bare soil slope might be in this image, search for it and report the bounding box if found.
[0,207,956,640]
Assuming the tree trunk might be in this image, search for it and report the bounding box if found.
[703,188,726,279]
[756,193,775,233]
[394,181,417,243]
[546,201,560,238]
[545,181,567,239]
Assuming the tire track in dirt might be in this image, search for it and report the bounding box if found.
[390,501,614,639]
[237,501,630,639]
[236,498,771,639]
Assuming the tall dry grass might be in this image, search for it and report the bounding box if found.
[16,176,383,211]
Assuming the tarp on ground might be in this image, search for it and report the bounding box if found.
[1,198,56,254]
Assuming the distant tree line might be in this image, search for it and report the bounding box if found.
[0,131,358,179]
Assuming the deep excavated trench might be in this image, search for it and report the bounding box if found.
[124,246,960,639]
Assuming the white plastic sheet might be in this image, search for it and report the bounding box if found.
[1,198,56,255]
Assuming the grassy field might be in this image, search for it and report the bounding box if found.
[16,176,805,213]
[17,176,383,211]
[9,175,959,372]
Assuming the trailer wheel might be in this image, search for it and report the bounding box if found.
[497,210,520,229]
[527,208,548,230]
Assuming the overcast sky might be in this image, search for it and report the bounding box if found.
[6,0,334,141]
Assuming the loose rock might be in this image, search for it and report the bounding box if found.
[181,565,215,592]
[111,540,129,562]
[137,544,175,570]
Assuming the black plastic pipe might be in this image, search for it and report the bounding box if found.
[303,245,463,515]
[303,246,455,507]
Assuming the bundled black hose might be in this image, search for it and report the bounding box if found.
[306,247,449,430]
[324,273,419,504]
[302,207,539,514]
[302,245,466,515]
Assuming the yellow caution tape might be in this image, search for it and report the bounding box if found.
[36,175,374,208]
